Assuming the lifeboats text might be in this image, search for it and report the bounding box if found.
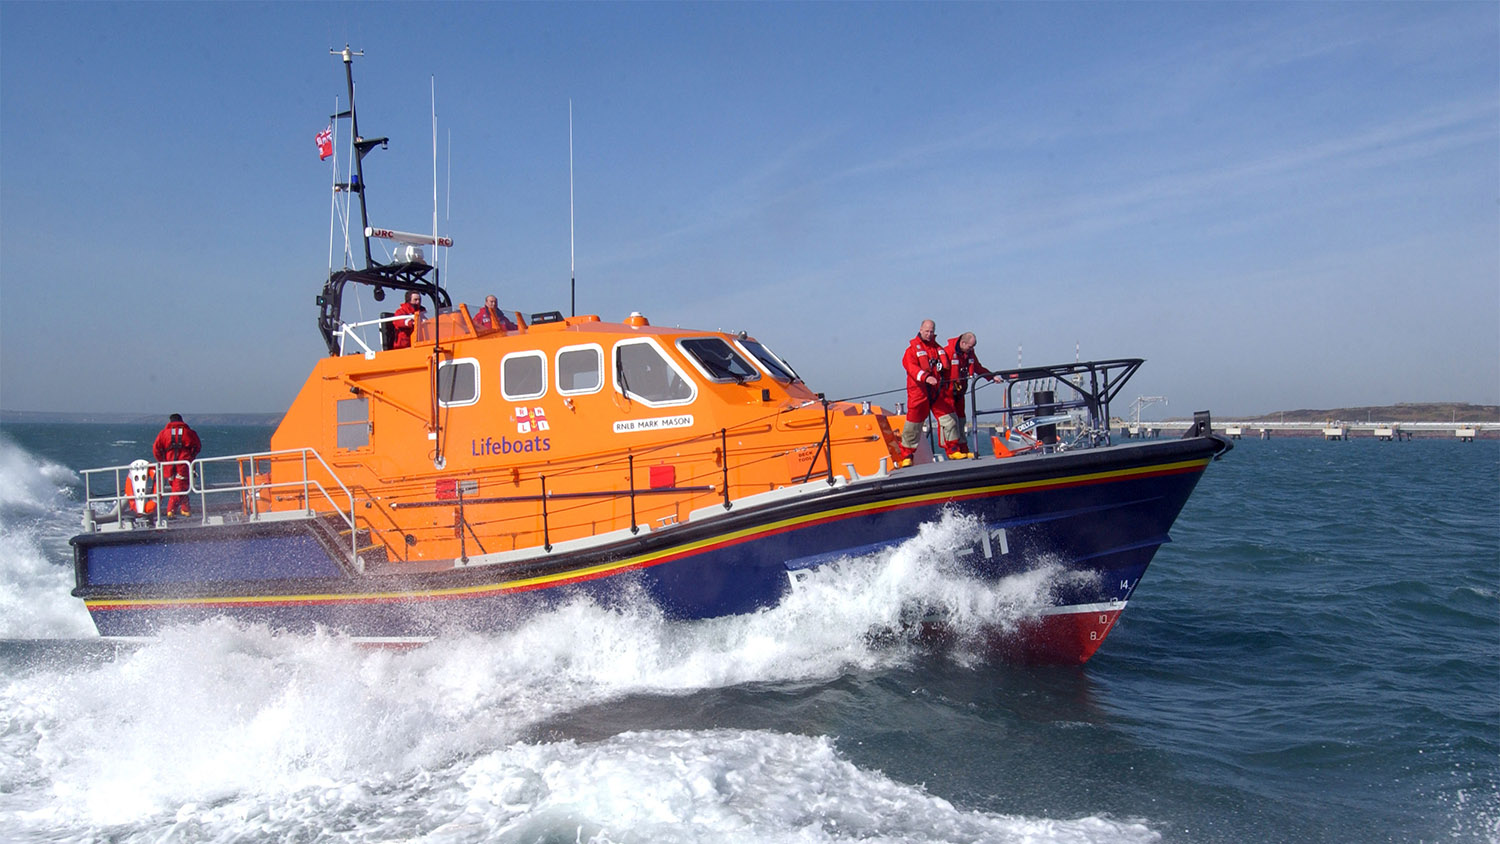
[472,435,552,456]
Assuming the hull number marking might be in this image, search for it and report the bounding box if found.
[979,527,1010,559]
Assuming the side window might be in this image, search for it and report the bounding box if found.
[336,397,370,450]
[613,339,696,406]
[557,344,603,395]
[502,351,547,400]
[679,337,760,383]
[438,358,479,407]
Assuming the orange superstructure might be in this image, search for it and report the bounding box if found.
[264,305,901,570]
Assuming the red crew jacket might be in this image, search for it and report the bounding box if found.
[392,302,423,349]
[944,336,992,400]
[903,334,948,389]
[474,306,516,331]
[152,421,201,464]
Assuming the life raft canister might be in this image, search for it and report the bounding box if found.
[125,459,157,515]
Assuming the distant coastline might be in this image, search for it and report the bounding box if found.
[0,410,283,426]
[3,402,1494,428]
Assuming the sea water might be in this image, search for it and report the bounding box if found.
[0,423,1495,843]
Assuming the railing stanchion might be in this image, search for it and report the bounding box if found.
[720,428,732,510]
[195,460,205,523]
[456,486,468,564]
[541,475,552,551]
[799,394,834,485]
[628,453,639,534]
[822,394,834,485]
[968,387,977,456]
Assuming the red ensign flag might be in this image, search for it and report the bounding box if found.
[316,125,333,160]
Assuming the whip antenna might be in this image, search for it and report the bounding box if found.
[432,76,440,289]
[445,129,452,281]
[327,95,340,271]
[570,99,575,316]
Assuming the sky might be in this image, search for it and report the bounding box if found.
[1,2,1496,418]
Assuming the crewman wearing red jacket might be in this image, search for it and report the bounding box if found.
[898,319,962,466]
[391,291,425,349]
[473,294,517,332]
[152,413,202,517]
[945,332,1002,451]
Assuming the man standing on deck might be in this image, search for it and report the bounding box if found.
[152,413,201,517]
[392,290,425,349]
[945,332,1003,452]
[898,319,962,466]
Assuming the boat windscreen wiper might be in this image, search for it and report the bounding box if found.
[616,346,633,398]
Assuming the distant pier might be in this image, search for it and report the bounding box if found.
[1121,420,1496,441]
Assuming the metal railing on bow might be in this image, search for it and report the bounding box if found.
[80,448,360,563]
[968,358,1144,454]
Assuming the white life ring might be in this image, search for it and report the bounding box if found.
[125,459,157,515]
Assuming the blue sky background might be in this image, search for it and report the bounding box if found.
[2,2,1495,417]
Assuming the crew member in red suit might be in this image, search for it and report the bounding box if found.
[945,332,1003,450]
[898,319,962,467]
[392,291,425,349]
[473,294,516,331]
[152,413,202,517]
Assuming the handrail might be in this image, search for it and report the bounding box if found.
[351,399,867,554]
[81,447,361,568]
[974,359,1142,451]
[336,314,408,356]
[76,361,1143,568]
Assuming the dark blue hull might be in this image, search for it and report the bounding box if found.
[73,436,1228,663]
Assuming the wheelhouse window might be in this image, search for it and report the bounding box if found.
[438,358,479,407]
[501,351,547,400]
[336,397,370,450]
[613,339,696,406]
[736,338,799,382]
[557,344,603,395]
[678,337,760,384]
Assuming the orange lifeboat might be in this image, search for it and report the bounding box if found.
[66,51,1233,666]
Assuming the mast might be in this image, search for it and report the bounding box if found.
[332,45,387,270]
[315,48,451,357]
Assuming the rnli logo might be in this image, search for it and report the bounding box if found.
[511,406,549,434]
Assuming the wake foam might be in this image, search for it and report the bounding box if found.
[0,436,95,638]
[0,513,1151,841]
[782,510,1098,664]
[0,621,1157,841]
